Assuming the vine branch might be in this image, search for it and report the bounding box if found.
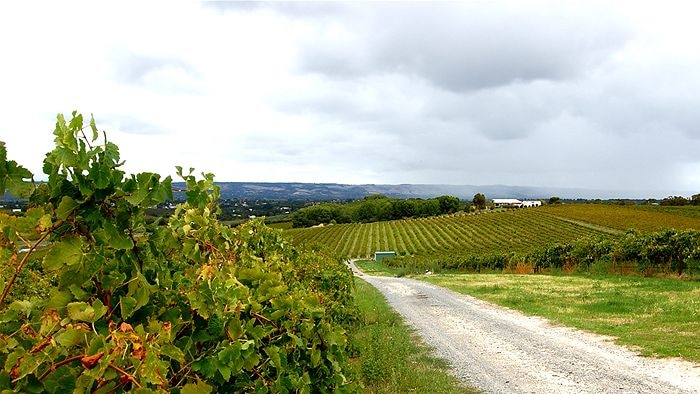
[0,228,54,305]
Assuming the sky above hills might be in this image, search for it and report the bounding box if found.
[1,2,699,197]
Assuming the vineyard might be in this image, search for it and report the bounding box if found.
[285,209,607,258]
[540,204,700,232]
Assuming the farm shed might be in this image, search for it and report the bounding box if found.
[374,251,396,262]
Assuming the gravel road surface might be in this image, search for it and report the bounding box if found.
[351,263,700,393]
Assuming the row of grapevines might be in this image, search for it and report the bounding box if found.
[285,209,607,259]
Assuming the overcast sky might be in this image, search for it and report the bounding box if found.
[1,2,699,197]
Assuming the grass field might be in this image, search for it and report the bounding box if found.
[541,204,700,232]
[418,273,700,363]
[351,279,476,393]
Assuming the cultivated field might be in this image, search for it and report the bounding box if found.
[541,204,700,232]
[285,209,607,258]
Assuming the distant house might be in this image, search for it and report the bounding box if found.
[492,199,542,208]
[493,199,522,208]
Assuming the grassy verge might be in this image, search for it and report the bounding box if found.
[354,259,409,277]
[350,278,477,393]
[421,273,700,363]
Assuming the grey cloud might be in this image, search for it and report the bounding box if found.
[217,3,699,194]
[112,50,201,94]
[204,2,350,18]
[103,115,166,135]
[295,3,630,91]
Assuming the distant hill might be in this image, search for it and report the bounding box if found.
[172,182,653,201]
[3,182,684,202]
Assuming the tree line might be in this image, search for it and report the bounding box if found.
[660,195,700,206]
[291,194,462,228]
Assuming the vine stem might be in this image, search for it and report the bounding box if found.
[252,312,279,330]
[0,229,53,305]
[37,355,84,381]
[108,363,142,388]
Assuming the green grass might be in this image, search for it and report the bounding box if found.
[267,221,293,230]
[354,260,409,277]
[350,279,477,393]
[420,273,700,363]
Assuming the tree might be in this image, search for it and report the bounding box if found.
[472,193,486,210]
[660,196,688,206]
[691,194,700,206]
[436,195,460,214]
[548,196,561,204]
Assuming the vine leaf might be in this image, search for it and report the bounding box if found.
[181,381,213,394]
[43,237,83,270]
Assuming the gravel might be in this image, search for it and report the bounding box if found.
[350,263,700,394]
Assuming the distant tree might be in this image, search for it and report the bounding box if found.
[548,196,561,204]
[660,196,688,206]
[390,199,416,219]
[472,193,486,210]
[437,195,461,214]
[691,194,700,206]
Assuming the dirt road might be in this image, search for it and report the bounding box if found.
[351,263,700,393]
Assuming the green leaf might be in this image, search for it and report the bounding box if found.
[39,214,53,231]
[0,142,34,198]
[265,346,282,370]
[43,237,83,270]
[56,196,79,220]
[68,284,89,300]
[159,344,185,363]
[66,300,105,323]
[68,112,83,133]
[89,114,98,141]
[9,300,34,318]
[66,302,92,322]
[311,347,321,367]
[120,296,137,319]
[46,290,73,309]
[104,221,132,250]
[226,318,244,340]
[55,327,85,347]
[191,358,217,378]
[91,299,107,321]
[181,381,213,394]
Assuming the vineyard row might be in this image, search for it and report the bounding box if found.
[285,210,607,258]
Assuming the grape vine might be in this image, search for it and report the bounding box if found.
[0,112,358,393]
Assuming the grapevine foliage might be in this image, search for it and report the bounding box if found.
[0,112,358,393]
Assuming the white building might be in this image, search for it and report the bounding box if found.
[493,199,522,208]
[492,199,542,208]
